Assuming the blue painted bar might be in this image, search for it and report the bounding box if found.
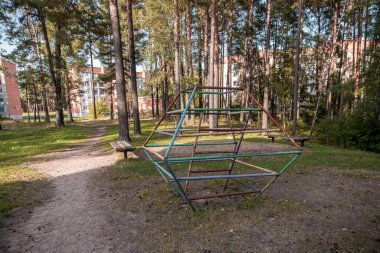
[143,149,174,179]
[177,172,278,181]
[165,87,197,158]
[153,130,175,136]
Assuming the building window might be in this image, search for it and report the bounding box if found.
[0,88,2,94]
[0,107,4,113]
[0,98,3,103]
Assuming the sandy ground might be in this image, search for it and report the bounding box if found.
[0,122,142,253]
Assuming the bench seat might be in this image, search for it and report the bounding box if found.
[110,141,136,158]
[267,134,309,147]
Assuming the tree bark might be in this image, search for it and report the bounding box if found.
[30,18,50,122]
[38,10,64,127]
[352,0,357,110]
[109,0,131,141]
[355,0,362,103]
[209,0,218,128]
[227,14,232,107]
[110,82,114,120]
[203,6,209,88]
[126,0,141,135]
[89,33,97,120]
[292,0,302,135]
[173,0,181,117]
[155,86,159,118]
[197,20,203,108]
[263,0,271,131]
[54,23,65,127]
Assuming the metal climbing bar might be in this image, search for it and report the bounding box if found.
[166,151,302,163]
[143,85,303,212]
[177,172,279,181]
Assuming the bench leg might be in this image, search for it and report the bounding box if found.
[300,141,304,147]
[124,151,127,159]
[271,137,274,143]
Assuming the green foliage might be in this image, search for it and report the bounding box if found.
[315,116,380,153]
[89,98,109,119]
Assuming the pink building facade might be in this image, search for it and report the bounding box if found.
[70,66,157,118]
[0,59,23,119]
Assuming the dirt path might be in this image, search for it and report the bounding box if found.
[1,121,141,253]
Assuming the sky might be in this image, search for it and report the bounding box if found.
[0,39,144,71]
[0,41,16,56]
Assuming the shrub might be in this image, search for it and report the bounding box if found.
[89,98,109,119]
[315,116,380,153]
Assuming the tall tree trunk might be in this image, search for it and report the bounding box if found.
[209,0,218,128]
[155,86,159,118]
[151,85,155,117]
[110,82,114,120]
[38,10,64,127]
[30,19,50,122]
[66,83,74,122]
[247,0,254,96]
[186,1,196,125]
[203,6,209,124]
[338,18,348,118]
[126,0,141,136]
[163,60,169,112]
[326,3,338,119]
[263,0,271,131]
[203,6,209,88]
[355,0,362,102]
[109,0,131,141]
[173,0,181,117]
[213,4,219,124]
[197,21,203,108]
[186,1,193,77]
[352,1,357,110]
[227,14,232,107]
[31,74,38,122]
[25,83,31,123]
[292,0,302,135]
[362,0,369,76]
[89,34,97,120]
[54,23,65,126]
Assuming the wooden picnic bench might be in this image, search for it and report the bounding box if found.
[110,141,136,158]
[267,134,310,147]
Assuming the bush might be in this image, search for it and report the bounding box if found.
[89,98,109,119]
[315,116,380,153]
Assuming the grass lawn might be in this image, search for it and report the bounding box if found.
[103,118,380,251]
[0,121,91,220]
[103,118,380,174]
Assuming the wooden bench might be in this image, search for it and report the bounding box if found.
[110,141,136,158]
[267,134,310,147]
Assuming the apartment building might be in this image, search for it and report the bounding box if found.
[71,66,147,118]
[71,66,110,118]
[0,59,23,119]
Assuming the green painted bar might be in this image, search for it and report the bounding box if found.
[166,151,303,162]
[153,161,174,179]
[278,154,300,174]
[144,141,237,148]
